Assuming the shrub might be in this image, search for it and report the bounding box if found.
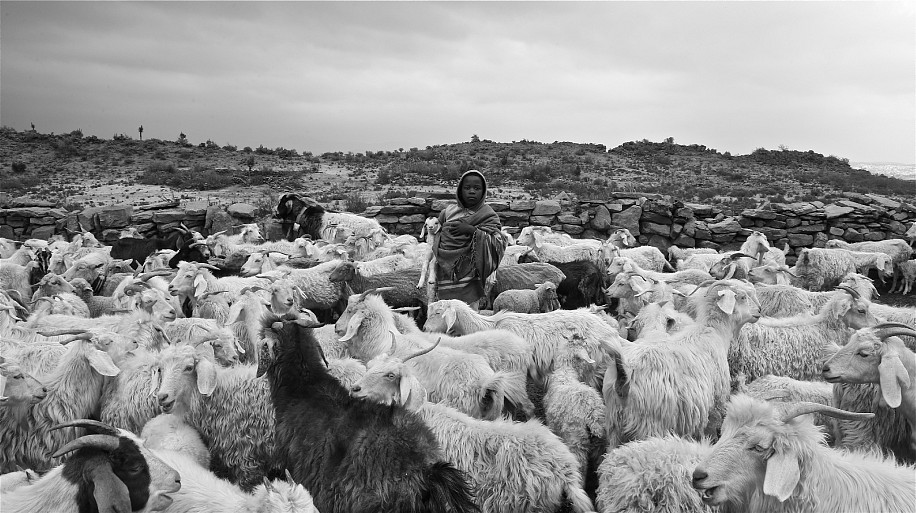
[346,192,369,213]
[11,161,27,173]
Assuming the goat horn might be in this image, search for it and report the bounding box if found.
[169,225,189,234]
[153,324,172,345]
[285,469,294,483]
[782,269,798,278]
[51,434,121,458]
[730,252,754,260]
[122,283,147,297]
[199,290,229,300]
[391,306,421,312]
[189,241,208,249]
[60,333,94,345]
[39,328,88,337]
[356,286,394,302]
[50,418,121,436]
[403,337,442,363]
[687,280,717,296]
[262,477,275,492]
[196,263,221,271]
[139,270,171,282]
[874,322,916,341]
[834,285,860,299]
[180,223,191,232]
[777,401,875,424]
[256,274,280,283]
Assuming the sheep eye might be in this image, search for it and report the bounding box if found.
[385,373,395,379]
[856,351,869,358]
[185,365,195,372]
[14,374,24,380]
[750,444,768,453]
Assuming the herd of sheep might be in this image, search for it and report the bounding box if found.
[1,205,915,513]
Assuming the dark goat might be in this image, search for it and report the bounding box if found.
[2,419,181,513]
[547,260,607,309]
[275,193,323,241]
[258,312,479,513]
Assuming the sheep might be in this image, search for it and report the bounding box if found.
[596,435,719,513]
[226,288,273,365]
[741,230,787,267]
[668,244,718,265]
[493,280,559,313]
[61,249,112,290]
[516,225,584,248]
[26,307,170,352]
[258,260,348,322]
[500,244,536,266]
[141,413,211,469]
[791,247,859,291]
[603,271,655,318]
[151,343,276,490]
[168,261,273,318]
[676,251,734,273]
[98,348,162,435]
[1,334,121,473]
[691,395,914,513]
[351,348,594,513]
[417,216,441,303]
[258,311,479,513]
[529,229,604,266]
[708,252,756,280]
[193,289,232,323]
[335,292,524,420]
[751,272,875,318]
[825,238,914,291]
[893,260,916,294]
[822,322,916,462]
[606,279,761,449]
[747,263,797,286]
[424,299,627,389]
[603,230,673,272]
[1,418,182,513]
[728,286,877,386]
[0,237,21,259]
[149,449,318,513]
[484,262,566,307]
[277,194,388,250]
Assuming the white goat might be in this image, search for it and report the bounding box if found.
[416,216,440,304]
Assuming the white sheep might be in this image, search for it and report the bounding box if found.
[492,280,560,313]
[425,299,627,388]
[826,238,914,292]
[606,279,761,449]
[906,221,916,247]
[350,349,595,513]
[416,217,440,301]
[516,225,583,247]
[667,245,718,266]
[892,260,916,294]
[692,395,914,513]
[790,247,859,291]
[603,229,672,272]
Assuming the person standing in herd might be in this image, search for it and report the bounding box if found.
[434,169,507,310]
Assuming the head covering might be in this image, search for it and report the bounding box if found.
[456,170,487,210]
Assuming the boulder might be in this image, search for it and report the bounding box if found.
[97,205,133,229]
[557,214,582,225]
[562,224,584,235]
[612,205,642,236]
[824,204,854,219]
[205,206,234,235]
[707,217,743,234]
[183,201,210,217]
[29,225,56,240]
[591,205,614,231]
[532,200,561,216]
[227,203,258,220]
[152,209,187,225]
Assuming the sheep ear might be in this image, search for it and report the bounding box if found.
[87,458,132,513]
[193,274,208,298]
[716,289,737,315]
[399,375,426,411]
[196,358,217,395]
[86,348,120,377]
[443,306,457,333]
[878,352,910,408]
[763,448,800,502]
[338,311,365,342]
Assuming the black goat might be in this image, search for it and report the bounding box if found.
[258,312,479,513]
[275,193,323,241]
[548,260,608,309]
[108,224,208,269]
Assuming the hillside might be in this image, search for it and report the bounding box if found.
[1,127,912,215]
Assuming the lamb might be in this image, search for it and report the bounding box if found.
[149,449,318,513]
[424,299,627,389]
[823,322,916,463]
[335,292,525,419]
[729,286,877,386]
[351,348,594,513]
[1,419,181,513]
[603,229,673,272]
[1,334,121,473]
[417,216,441,303]
[258,311,478,513]
[141,413,211,469]
[493,280,559,313]
[606,279,761,449]
[892,260,916,294]
[597,436,719,513]
[691,395,915,513]
[484,262,566,307]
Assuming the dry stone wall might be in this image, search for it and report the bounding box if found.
[3,191,913,266]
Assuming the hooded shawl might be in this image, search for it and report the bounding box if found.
[434,171,506,292]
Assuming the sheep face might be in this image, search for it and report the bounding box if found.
[822,324,916,408]
[0,361,46,406]
[153,345,217,414]
[608,228,636,248]
[240,252,268,277]
[351,355,426,411]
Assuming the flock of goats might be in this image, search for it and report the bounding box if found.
[1,200,916,513]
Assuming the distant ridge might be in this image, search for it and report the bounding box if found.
[850,162,915,181]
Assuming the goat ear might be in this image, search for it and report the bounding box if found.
[443,306,457,333]
[196,358,217,395]
[86,348,120,377]
[227,301,245,324]
[878,351,910,408]
[419,223,427,239]
[149,367,160,397]
[763,448,800,502]
[87,457,132,513]
[399,375,426,411]
[716,289,737,315]
[338,311,365,342]
[193,274,208,298]
[723,263,738,280]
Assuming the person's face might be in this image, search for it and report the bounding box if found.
[461,175,484,206]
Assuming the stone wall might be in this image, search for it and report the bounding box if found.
[0,199,262,243]
[362,192,916,265]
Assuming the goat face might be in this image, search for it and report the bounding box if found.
[0,362,47,406]
[350,357,402,406]
[153,345,217,413]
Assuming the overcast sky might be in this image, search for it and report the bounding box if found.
[2,1,914,164]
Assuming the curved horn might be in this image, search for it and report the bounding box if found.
[169,225,189,234]
[60,332,94,345]
[391,306,421,312]
[403,337,442,363]
[835,284,860,300]
[189,241,208,249]
[356,286,395,302]
[51,434,122,458]
[152,324,172,345]
[122,283,147,297]
[730,252,754,260]
[874,322,916,341]
[687,279,717,296]
[50,418,121,436]
[139,270,171,282]
[180,223,191,232]
[256,274,280,283]
[199,290,229,300]
[285,469,294,484]
[211,229,228,237]
[196,263,221,271]
[777,401,875,424]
